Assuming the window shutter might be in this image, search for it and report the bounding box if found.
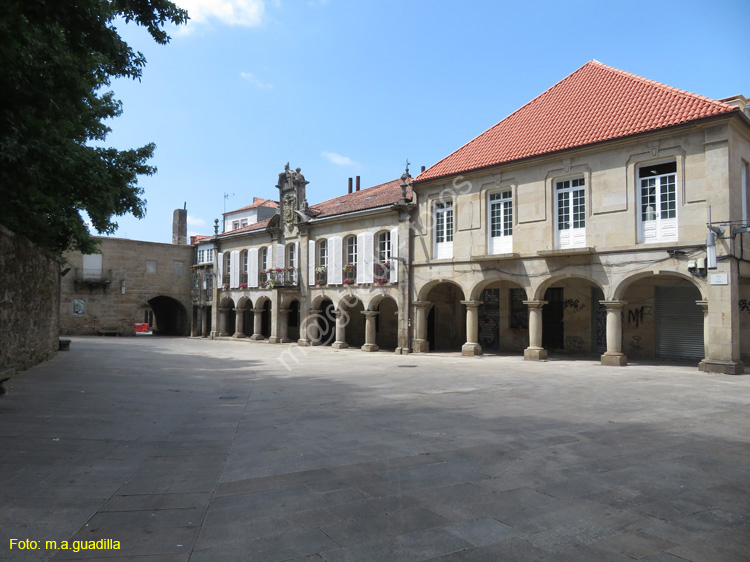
[230,250,240,288]
[361,232,374,283]
[276,243,285,269]
[295,241,300,285]
[330,236,343,285]
[308,240,316,286]
[248,248,259,288]
[217,252,224,285]
[389,228,398,283]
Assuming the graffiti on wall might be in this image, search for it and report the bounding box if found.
[740,300,750,314]
[629,335,643,358]
[563,299,586,313]
[627,306,653,329]
[565,335,584,350]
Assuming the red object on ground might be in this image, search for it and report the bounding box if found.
[134,323,149,332]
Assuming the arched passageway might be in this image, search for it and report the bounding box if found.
[148,296,189,336]
[620,276,704,363]
[340,296,365,348]
[376,297,398,350]
[424,283,465,352]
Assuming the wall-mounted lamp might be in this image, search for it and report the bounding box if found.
[706,230,718,269]
[120,279,126,294]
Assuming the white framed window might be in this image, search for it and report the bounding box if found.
[555,178,586,249]
[488,190,513,254]
[232,220,240,230]
[197,249,205,264]
[240,219,248,228]
[259,247,269,271]
[318,239,328,268]
[346,236,357,265]
[434,200,453,259]
[286,243,296,269]
[377,231,391,263]
[638,161,677,243]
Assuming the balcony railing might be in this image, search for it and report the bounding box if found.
[261,268,298,289]
[373,262,391,286]
[75,268,112,284]
[343,264,356,286]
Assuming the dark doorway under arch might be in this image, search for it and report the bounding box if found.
[148,296,189,336]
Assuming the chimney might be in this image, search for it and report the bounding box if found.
[356,176,361,192]
[421,165,426,173]
[348,177,353,194]
[172,208,187,245]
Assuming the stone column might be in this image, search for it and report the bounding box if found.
[306,309,322,346]
[361,311,380,352]
[523,300,547,361]
[600,300,627,366]
[218,307,229,337]
[332,309,349,349]
[250,308,264,340]
[412,300,430,353]
[461,300,483,357]
[270,308,290,344]
[233,307,246,338]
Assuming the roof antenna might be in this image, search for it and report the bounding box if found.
[405,158,410,176]
[223,192,234,214]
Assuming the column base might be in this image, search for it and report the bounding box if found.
[413,339,429,353]
[268,337,283,344]
[395,347,410,355]
[698,359,744,375]
[601,352,627,366]
[461,342,483,357]
[361,343,379,352]
[332,341,349,349]
[249,334,264,341]
[219,332,230,337]
[297,338,312,347]
[524,347,548,361]
[232,333,246,339]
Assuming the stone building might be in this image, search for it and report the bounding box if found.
[410,60,750,374]
[60,213,194,336]
[200,167,415,353]
[195,61,749,375]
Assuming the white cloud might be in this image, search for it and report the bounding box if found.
[322,151,358,166]
[240,72,273,90]
[187,215,207,227]
[177,0,266,29]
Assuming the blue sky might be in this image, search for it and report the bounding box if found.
[99,0,750,243]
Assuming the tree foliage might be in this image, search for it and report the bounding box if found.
[0,0,188,255]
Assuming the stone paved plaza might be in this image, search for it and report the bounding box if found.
[1,337,749,561]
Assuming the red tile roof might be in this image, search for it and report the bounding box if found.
[190,235,212,245]
[310,178,412,218]
[416,61,738,183]
[224,197,279,216]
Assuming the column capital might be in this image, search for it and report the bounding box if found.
[460,300,483,308]
[413,300,431,308]
[252,308,264,314]
[523,300,548,309]
[361,310,380,318]
[279,308,291,315]
[308,308,321,315]
[600,300,627,310]
[233,307,243,313]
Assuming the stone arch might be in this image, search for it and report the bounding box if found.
[613,271,706,301]
[147,295,189,336]
[285,298,301,342]
[218,296,236,337]
[311,292,341,309]
[469,274,528,301]
[421,281,466,351]
[308,297,335,346]
[531,273,606,301]
[375,295,399,350]
[417,278,467,302]
[339,295,365,348]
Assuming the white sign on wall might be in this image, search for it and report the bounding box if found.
[709,273,729,285]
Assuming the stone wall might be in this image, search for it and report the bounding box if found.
[61,238,194,336]
[0,225,60,374]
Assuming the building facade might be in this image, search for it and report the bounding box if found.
[196,62,750,375]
